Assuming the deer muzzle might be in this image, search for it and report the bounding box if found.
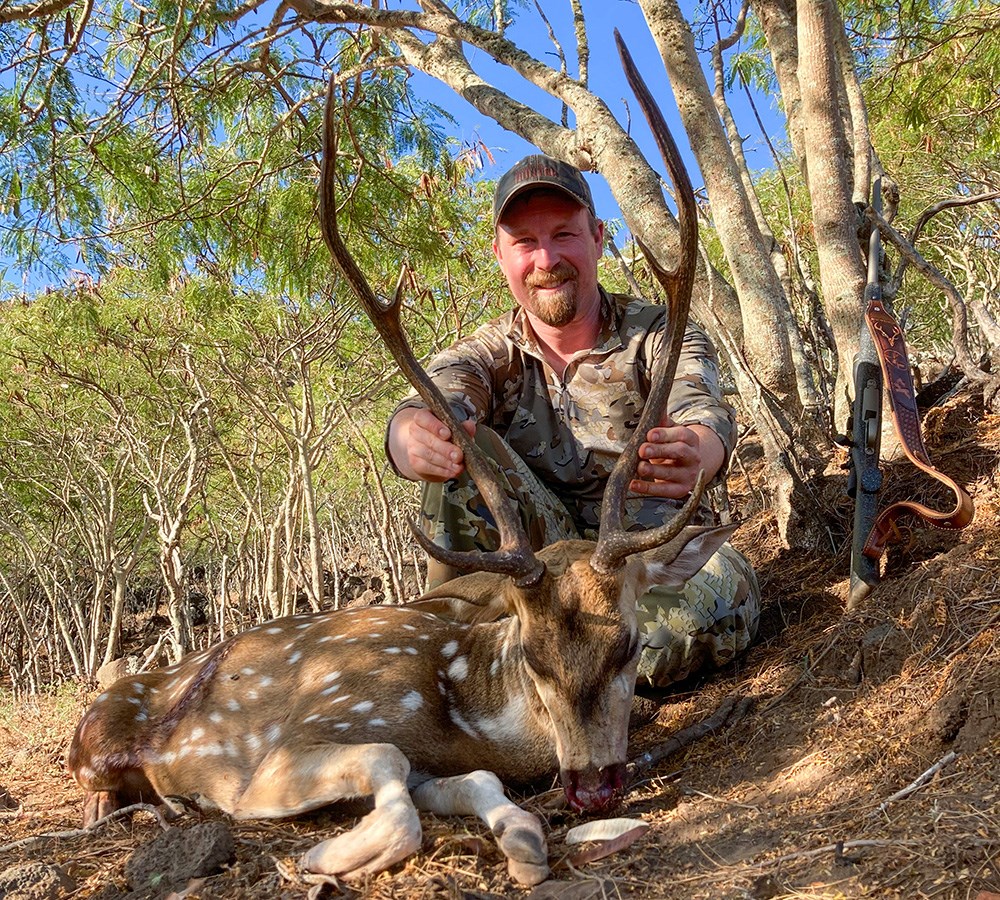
[560,762,626,813]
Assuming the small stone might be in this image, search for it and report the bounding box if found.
[0,862,75,900]
[124,822,235,892]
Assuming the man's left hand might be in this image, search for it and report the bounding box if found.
[630,416,725,499]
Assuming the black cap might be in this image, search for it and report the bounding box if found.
[492,154,595,227]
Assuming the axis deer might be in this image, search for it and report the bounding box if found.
[68,36,732,886]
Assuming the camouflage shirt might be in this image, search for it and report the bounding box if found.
[389,288,736,534]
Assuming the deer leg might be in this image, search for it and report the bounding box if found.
[412,770,549,886]
[233,742,422,880]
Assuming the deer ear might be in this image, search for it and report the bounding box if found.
[409,571,511,624]
[638,524,737,591]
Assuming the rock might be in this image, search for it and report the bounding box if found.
[124,822,235,894]
[0,862,75,900]
[97,656,142,690]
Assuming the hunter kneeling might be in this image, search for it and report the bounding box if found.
[388,154,760,689]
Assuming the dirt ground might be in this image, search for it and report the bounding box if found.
[2,388,998,900]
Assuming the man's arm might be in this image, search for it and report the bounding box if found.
[630,318,735,499]
[383,325,507,482]
[630,417,725,498]
[386,408,476,483]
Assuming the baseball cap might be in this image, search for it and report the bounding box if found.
[492,154,596,227]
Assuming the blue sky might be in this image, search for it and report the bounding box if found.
[407,0,785,229]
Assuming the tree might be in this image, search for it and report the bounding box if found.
[3,0,996,549]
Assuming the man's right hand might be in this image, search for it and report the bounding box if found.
[387,407,477,483]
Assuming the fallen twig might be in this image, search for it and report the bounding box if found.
[627,693,753,783]
[758,838,920,867]
[0,802,170,853]
[871,750,958,816]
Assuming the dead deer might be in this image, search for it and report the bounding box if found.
[68,37,732,887]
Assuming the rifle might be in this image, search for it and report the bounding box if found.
[847,178,885,609]
[846,177,975,610]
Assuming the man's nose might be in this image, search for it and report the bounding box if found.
[532,239,560,269]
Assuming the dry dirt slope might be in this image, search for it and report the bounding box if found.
[1,389,998,900]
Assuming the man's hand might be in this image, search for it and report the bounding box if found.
[630,415,725,499]
[387,407,477,483]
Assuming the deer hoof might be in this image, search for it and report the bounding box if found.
[507,858,550,886]
[493,811,549,885]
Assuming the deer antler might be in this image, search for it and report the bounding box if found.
[590,32,702,576]
[319,78,545,588]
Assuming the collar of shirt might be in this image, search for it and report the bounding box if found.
[503,286,626,367]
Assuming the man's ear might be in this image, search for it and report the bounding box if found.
[639,524,738,592]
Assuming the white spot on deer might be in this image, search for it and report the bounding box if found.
[351,700,374,714]
[288,651,303,665]
[401,690,423,712]
[227,699,242,712]
[369,633,383,639]
[334,723,351,730]
[94,692,110,704]
[437,681,447,696]
[259,676,274,688]
[224,740,238,757]
[402,624,417,631]
[405,647,418,655]
[240,667,256,676]
[449,709,479,738]
[383,647,401,654]
[265,627,283,635]
[283,641,297,651]
[191,727,205,741]
[447,656,469,682]
[265,723,281,744]
[296,622,313,630]
[209,711,224,724]
[441,640,459,659]
[490,658,501,677]
[159,751,178,765]
[136,710,149,723]
[322,671,341,683]
[247,689,259,701]
[472,695,529,743]
[246,734,261,752]
[127,697,141,706]
[321,684,341,696]
[131,682,147,695]
[345,637,359,644]
[369,718,387,726]
[330,695,350,704]
[196,744,224,758]
[304,713,321,724]
[419,634,430,641]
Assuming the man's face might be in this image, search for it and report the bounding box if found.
[493,191,604,327]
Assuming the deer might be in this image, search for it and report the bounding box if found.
[67,35,733,887]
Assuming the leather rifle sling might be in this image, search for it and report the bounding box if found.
[862,299,975,559]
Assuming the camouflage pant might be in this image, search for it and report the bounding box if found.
[419,427,760,689]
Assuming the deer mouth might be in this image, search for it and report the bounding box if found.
[561,763,626,813]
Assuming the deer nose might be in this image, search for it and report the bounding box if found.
[561,763,626,812]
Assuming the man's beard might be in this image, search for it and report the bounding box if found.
[526,262,579,326]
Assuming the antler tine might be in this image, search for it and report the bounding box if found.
[591,32,701,575]
[319,77,545,588]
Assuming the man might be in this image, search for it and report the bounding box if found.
[386,154,759,689]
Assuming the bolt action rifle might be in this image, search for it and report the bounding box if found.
[846,177,974,610]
